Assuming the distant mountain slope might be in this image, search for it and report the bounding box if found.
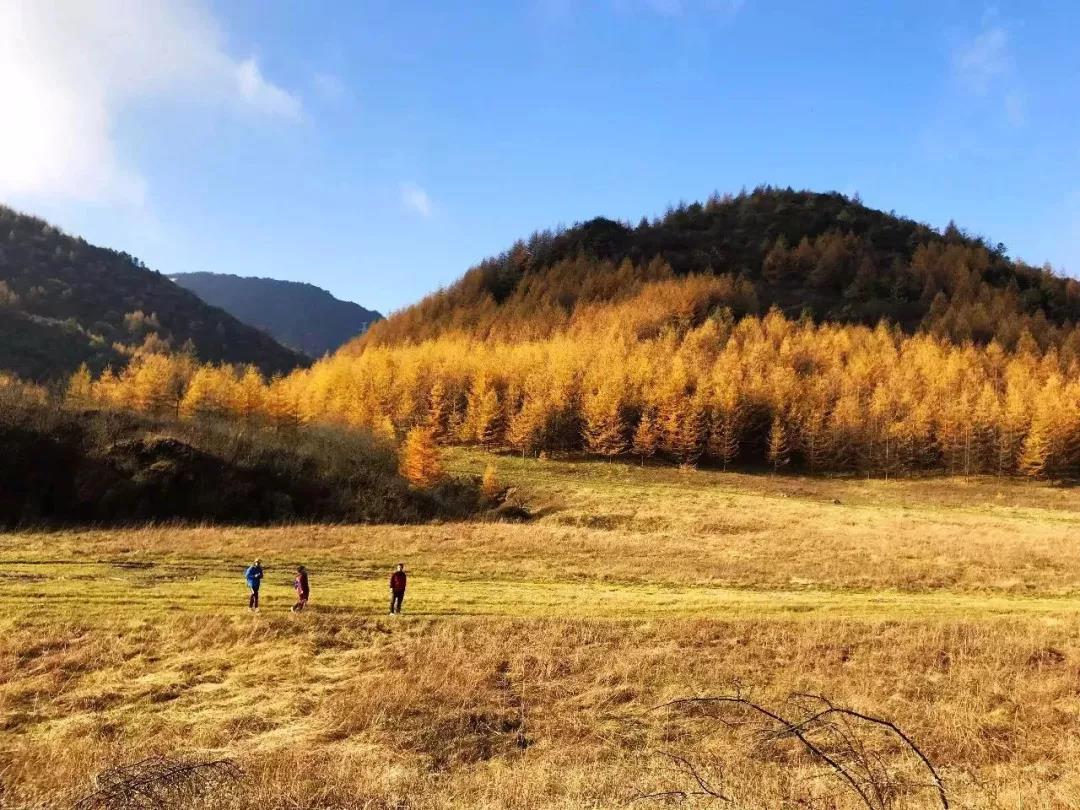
[356,187,1080,351]
[0,206,307,381]
[172,272,381,357]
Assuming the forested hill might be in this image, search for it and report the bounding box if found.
[357,187,1080,351]
[171,272,382,358]
[0,206,307,381]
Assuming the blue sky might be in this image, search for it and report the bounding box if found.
[2,1,1078,315]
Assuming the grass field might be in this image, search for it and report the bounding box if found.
[3,451,1080,808]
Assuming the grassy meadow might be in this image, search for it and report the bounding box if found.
[4,450,1080,807]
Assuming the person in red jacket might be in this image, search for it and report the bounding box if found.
[389,563,407,614]
[291,565,309,612]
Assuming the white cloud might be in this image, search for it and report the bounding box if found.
[953,25,1009,94]
[236,58,301,118]
[950,14,1025,127]
[400,183,433,218]
[0,0,300,204]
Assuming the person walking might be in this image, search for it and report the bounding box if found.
[389,563,407,615]
[292,565,310,612]
[245,558,264,610]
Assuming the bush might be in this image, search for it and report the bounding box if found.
[0,385,479,526]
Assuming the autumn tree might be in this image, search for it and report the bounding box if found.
[632,408,660,466]
[181,366,231,420]
[767,414,790,472]
[707,383,743,470]
[427,380,452,442]
[1019,418,1051,478]
[65,364,93,408]
[400,426,444,488]
[232,366,265,423]
[796,407,830,473]
[506,393,550,458]
[266,376,302,429]
[481,463,501,501]
[582,385,627,458]
[463,373,503,448]
[670,392,706,468]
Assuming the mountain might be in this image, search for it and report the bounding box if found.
[0,205,307,381]
[171,272,382,358]
[356,187,1080,351]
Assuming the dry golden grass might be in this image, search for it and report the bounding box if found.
[3,451,1080,808]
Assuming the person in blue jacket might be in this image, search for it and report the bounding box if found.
[245,558,264,610]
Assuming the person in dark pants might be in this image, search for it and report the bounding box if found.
[245,558,264,610]
[389,563,407,614]
[292,565,310,612]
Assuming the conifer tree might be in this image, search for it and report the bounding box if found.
[998,388,1030,474]
[464,373,503,447]
[582,386,627,458]
[767,415,790,472]
[506,397,545,457]
[374,414,398,445]
[481,463,500,501]
[427,380,451,442]
[181,366,228,420]
[1019,417,1052,478]
[65,364,93,407]
[400,426,444,488]
[632,408,660,466]
[266,376,302,429]
[233,366,265,423]
[798,407,830,473]
[671,392,706,467]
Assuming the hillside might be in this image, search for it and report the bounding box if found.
[59,188,1080,478]
[0,378,484,526]
[0,206,307,381]
[172,272,381,358]
[358,187,1080,351]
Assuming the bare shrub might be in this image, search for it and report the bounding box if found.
[635,692,948,809]
[71,755,242,810]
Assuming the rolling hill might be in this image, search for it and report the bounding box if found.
[357,186,1080,351]
[171,272,381,358]
[0,205,307,381]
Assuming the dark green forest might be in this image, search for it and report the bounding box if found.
[0,206,307,381]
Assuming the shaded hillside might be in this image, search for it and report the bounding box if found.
[172,272,381,357]
[0,205,307,381]
[0,381,482,526]
[358,187,1080,351]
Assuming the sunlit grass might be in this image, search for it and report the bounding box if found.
[4,450,1080,807]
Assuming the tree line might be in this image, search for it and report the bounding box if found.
[67,273,1080,479]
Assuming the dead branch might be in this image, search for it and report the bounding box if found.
[627,749,735,804]
[71,755,242,810]
[641,692,948,810]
